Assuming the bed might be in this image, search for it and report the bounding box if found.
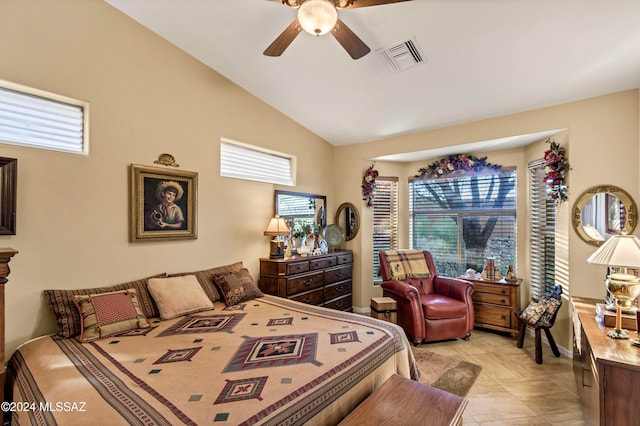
[5,261,418,425]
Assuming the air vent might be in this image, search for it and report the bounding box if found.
[378,37,426,73]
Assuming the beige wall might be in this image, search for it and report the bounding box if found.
[335,90,639,352]
[0,0,335,356]
[1,0,639,360]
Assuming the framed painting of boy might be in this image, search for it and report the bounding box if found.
[129,164,198,242]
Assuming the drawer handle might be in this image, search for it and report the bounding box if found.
[501,289,506,294]
[303,279,313,286]
[336,301,344,308]
[501,299,506,304]
[501,315,507,320]
[336,271,343,276]
[302,297,312,304]
[336,286,344,292]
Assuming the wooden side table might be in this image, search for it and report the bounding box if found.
[339,374,467,426]
[462,277,521,338]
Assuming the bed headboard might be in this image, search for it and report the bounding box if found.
[0,248,18,407]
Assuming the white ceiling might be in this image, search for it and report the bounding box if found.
[105,0,640,153]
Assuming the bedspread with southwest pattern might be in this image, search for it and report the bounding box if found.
[7,295,418,425]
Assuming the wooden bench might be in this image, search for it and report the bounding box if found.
[339,374,468,426]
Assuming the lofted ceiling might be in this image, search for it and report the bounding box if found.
[105,0,640,154]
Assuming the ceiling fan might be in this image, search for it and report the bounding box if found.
[263,0,412,60]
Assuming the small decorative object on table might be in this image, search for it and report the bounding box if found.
[505,264,517,282]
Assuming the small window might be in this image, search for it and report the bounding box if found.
[220,138,296,186]
[0,80,88,154]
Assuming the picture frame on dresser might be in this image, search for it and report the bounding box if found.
[0,157,17,235]
[129,164,198,242]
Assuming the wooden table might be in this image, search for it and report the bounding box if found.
[339,374,468,426]
[572,297,640,425]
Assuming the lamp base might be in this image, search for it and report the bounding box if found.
[607,328,630,339]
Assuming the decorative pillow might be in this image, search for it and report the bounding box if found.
[383,250,430,280]
[167,261,244,304]
[212,268,264,306]
[147,275,214,320]
[538,295,562,325]
[520,301,546,325]
[44,273,166,339]
[73,289,150,342]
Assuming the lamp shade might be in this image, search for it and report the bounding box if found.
[298,0,338,36]
[264,215,290,237]
[586,233,640,268]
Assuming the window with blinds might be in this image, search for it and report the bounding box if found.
[0,81,88,154]
[529,159,556,300]
[373,177,399,283]
[220,139,295,186]
[409,169,517,278]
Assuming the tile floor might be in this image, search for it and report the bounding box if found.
[421,329,586,425]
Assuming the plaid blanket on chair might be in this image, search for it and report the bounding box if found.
[384,250,431,280]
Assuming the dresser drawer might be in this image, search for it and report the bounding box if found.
[310,257,337,270]
[337,253,353,265]
[290,288,324,305]
[324,265,352,284]
[473,292,511,306]
[286,261,309,275]
[324,294,352,311]
[287,271,324,294]
[474,283,512,296]
[324,280,351,301]
[474,303,512,328]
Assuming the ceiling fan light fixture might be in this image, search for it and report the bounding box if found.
[298,0,338,36]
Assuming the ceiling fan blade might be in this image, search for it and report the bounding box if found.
[331,19,371,59]
[263,20,302,57]
[340,0,412,9]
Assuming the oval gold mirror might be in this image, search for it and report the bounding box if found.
[572,185,638,246]
[335,202,360,241]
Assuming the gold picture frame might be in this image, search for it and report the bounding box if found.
[129,164,197,242]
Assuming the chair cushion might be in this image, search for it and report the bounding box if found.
[421,294,468,319]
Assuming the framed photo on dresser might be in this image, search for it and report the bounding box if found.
[129,164,197,242]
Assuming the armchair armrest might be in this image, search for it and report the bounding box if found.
[433,276,474,303]
[379,279,425,345]
[380,279,420,301]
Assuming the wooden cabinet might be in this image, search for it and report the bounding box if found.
[259,251,353,312]
[572,297,640,425]
[464,278,520,338]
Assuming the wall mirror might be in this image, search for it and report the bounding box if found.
[572,185,637,246]
[335,202,360,241]
[275,190,326,236]
[0,157,17,235]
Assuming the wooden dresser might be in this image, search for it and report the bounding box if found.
[463,278,520,338]
[572,297,640,425]
[259,251,353,312]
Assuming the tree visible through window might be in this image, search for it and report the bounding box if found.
[409,157,516,278]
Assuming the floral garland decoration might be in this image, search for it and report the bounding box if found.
[415,154,503,178]
[362,163,379,207]
[543,139,570,204]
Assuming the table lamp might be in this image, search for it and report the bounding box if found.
[586,233,640,313]
[264,215,290,259]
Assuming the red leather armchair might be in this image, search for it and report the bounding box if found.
[379,250,474,345]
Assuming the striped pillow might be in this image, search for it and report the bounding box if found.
[73,289,150,342]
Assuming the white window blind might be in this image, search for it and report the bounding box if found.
[373,178,398,283]
[220,139,295,186]
[0,81,88,154]
[409,169,517,278]
[529,159,556,300]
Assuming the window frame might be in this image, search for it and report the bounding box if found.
[373,177,399,283]
[409,168,517,278]
[220,138,296,186]
[0,79,89,155]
